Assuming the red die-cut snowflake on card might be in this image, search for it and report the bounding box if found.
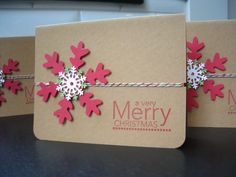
[0,59,22,106]
[37,41,111,124]
[187,36,227,112]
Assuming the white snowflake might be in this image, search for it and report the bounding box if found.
[187,59,208,89]
[56,67,88,100]
[0,69,5,87]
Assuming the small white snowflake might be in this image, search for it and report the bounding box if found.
[187,59,208,89]
[56,67,88,100]
[0,69,5,87]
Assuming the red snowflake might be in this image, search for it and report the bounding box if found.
[187,37,227,112]
[37,41,111,124]
[0,59,22,106]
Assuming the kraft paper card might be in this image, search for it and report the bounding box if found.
[187,20,236,127]
[34,15,186,148]
[0,37,35,117]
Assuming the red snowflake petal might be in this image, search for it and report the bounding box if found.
[43,52,65,74]
[205,53,227,73]
[79,92,102,116]
[0,89,6,106]
[2,59,19,74]
[70,41,90,69]
[37,81,58,102]
[4,79,22,94]
[203,80,224,101]
[187,88,199,112]
[187,36,205,61]
[85,63,111,85]
[54,98,74,124]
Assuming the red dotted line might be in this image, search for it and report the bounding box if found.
[112,127,171,132]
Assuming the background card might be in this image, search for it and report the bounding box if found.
[0,37,35,117]
[187,20,236,127]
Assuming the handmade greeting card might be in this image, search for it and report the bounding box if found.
[187,20,236,127]
[0,37,35,117]
[34,15,186,148]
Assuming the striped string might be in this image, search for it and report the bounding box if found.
[35,82,185,88]
[6,74,34,80]
[87,82,185,87]
[207,73,236,78]
[5,73,236,88]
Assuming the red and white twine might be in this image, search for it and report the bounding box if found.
[5,73,236,87]
[88,82,185,87]
[207,73,236,78]
[6,74,34,80]
[35,82,185,87]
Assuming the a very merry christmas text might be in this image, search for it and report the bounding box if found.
[112,101,172,129]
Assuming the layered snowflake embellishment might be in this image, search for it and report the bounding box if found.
[187,59,207,89]
[0,59,22,106]
[187,37,227,112]
[57,66,87,100]
[37,41,111,124]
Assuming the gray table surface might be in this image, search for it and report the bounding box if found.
[0,115,235,177]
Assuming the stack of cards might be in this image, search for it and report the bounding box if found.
[0,15,235,148]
